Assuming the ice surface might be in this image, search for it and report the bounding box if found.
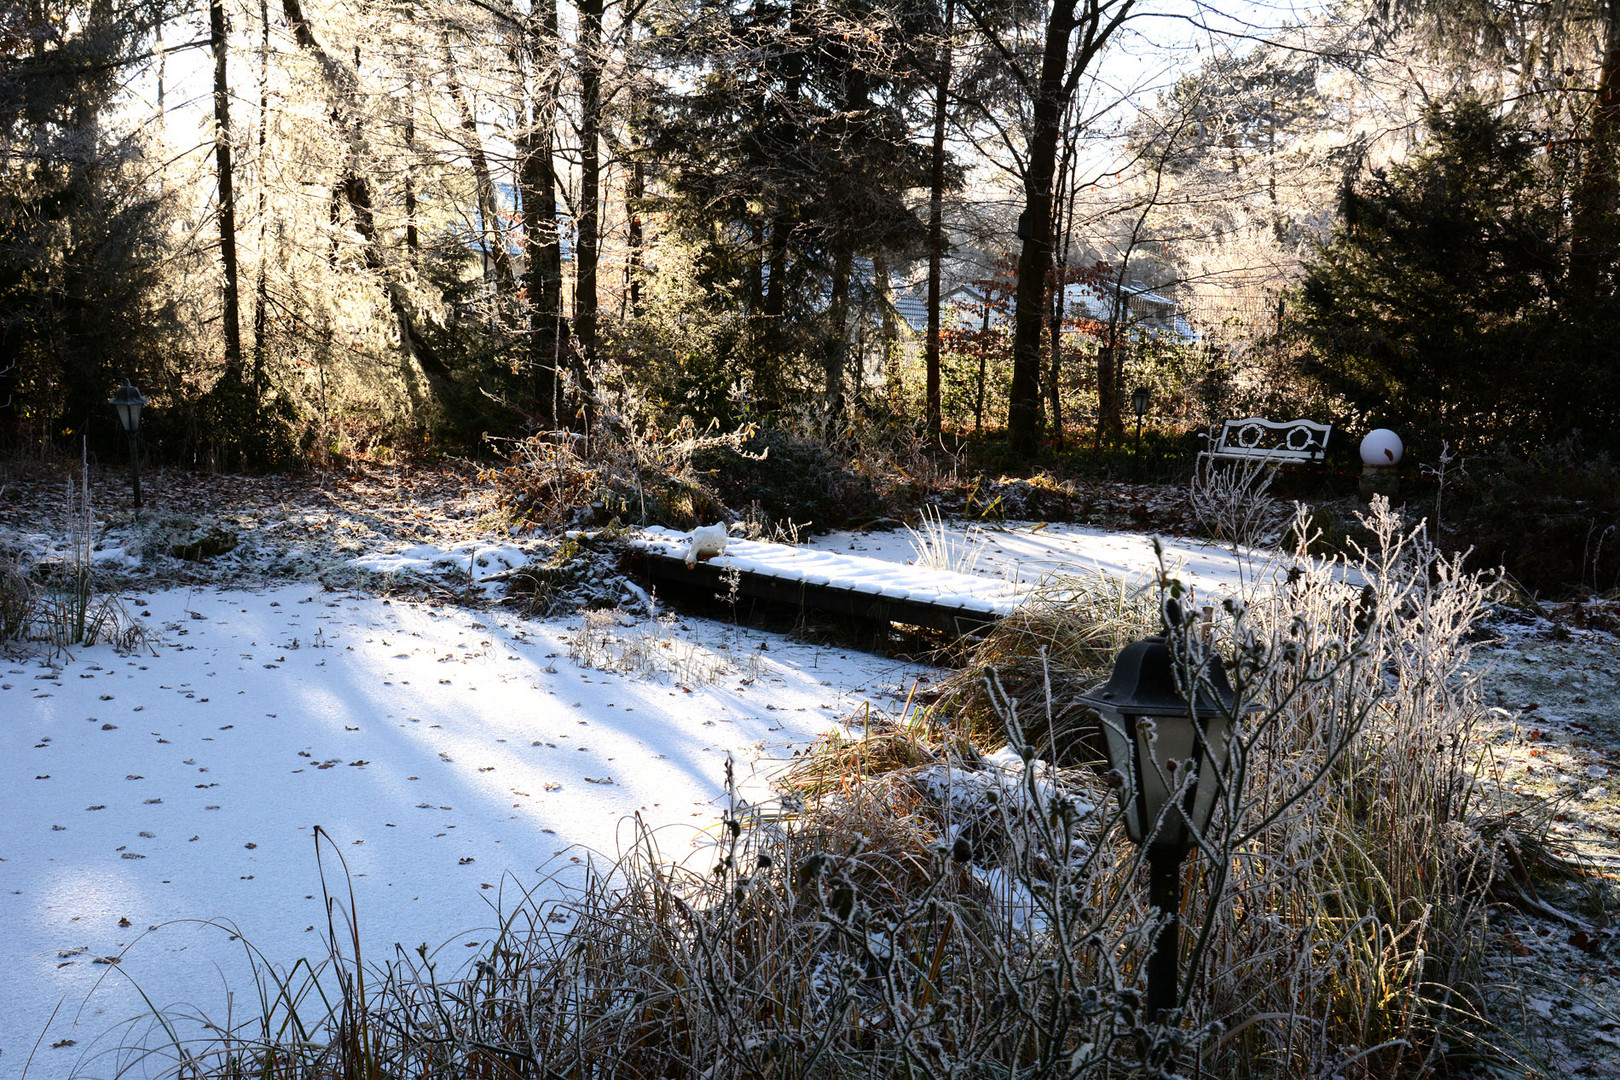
[0,586,928,1077]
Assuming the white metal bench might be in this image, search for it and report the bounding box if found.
[1200,417,1331,467]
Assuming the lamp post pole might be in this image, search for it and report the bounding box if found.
[128,426,142,520]
[1146,845,1187,1019]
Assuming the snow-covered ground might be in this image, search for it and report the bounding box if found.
[0,586,930,1078]
[0,503,1271,1079]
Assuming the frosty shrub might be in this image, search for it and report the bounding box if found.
[1164,498,1504,1075]
[0,556,36,643]
[2,449,141,653]
[99,504,1510,1080]
[1186,453,1293,558]
[567,607,759,686]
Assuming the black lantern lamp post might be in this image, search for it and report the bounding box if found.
[108,379,149,520]
[1130,386,1151,461]
[1078,603,1244,1020]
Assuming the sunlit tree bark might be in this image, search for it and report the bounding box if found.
[964,0,1138,457]
[211,0,243,380]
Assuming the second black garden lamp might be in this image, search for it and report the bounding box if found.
[1130,386,1151,459]
[109,379,149,520]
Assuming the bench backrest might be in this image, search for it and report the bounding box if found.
[1210,417,1331,461]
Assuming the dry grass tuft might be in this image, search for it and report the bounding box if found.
[923,569,1158,758]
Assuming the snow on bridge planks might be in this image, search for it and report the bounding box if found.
[627,527,1026,638]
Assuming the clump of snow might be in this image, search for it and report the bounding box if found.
[683,523,731,567]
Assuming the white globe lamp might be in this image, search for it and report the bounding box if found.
[1358,428,1403,502]
[1359,429,1404,466]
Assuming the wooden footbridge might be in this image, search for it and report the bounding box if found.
[626,527,1026,638]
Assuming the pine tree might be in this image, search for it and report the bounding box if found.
[1295,99,1616,451]
[0,0,178,444]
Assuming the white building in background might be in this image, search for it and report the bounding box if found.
[886,278,1198,344]
[1062,280,1198,344]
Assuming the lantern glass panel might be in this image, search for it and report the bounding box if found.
[1135,714,1196,847]
[1186,710,1232,844]
[1095,709,1142,841]
[1101,707,1234,850]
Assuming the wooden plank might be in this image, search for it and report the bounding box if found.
[627,549,1002,637]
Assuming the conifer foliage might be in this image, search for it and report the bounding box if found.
[0,0,179,449]
[1295,99,1620,452]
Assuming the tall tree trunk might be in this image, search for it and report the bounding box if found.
[827,248,852,419]
[156,20,166,124]
[1097,271,1129,443]
[1006,1,1076,457]
[873,250,900,400]
[1093,340,1116,448]
[754,0,807,414]
[974,298,989,434]
[748,218,765,324]
[251,0,269,385]
[1572,0,1620,299]
[327,183,341,267]
[1047,275,1064,446]
[574,0,604,402]
[924,0,954,437]
[518,0,567,422]
[1047,122,1077,448]
[211,0,243,381]
[445,35,514,293]
[756,217,790,410]
[1002,0,1135,457]
[626,142,645,318]
[404,59,417,261]
[826,58,869,421]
